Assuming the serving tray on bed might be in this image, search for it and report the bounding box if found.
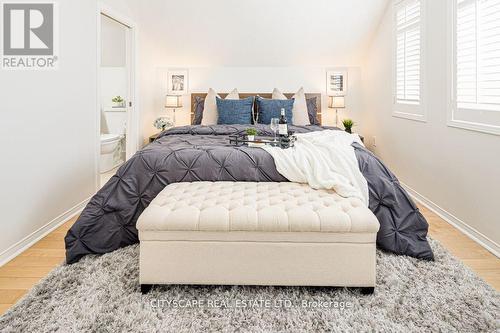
[229,134,296,149]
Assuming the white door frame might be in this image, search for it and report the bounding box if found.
[95,3,139,191]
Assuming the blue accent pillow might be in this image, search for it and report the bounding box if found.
[256,96,294,125]
[216,96,254,125]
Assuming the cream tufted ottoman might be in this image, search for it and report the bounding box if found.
[137,182,380,294]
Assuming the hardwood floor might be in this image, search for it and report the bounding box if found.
[420,205,500,288]
[0,205,499,316]
[0,216,73,316]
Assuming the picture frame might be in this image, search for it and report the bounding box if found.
[167,69,189,95]
[326,69,348,96]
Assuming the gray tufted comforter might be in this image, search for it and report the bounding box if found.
[65,125,434,264]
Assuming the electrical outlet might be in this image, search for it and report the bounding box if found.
[372,136,377,147]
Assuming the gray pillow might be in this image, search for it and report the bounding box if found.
[193,96,204,125]
[193,96,320,125]
[306,97,320,125]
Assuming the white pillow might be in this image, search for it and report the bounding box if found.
[226,88,239,100]
[272,87,310,125]
[272,88,287,100]
[202,88,239,125]
[292,88,310,126]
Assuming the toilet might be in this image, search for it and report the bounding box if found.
[100,107,127,173]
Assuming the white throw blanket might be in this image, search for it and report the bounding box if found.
[261,130,369,206]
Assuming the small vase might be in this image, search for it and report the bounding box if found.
[345,128,352,134]
[247,135,255,141]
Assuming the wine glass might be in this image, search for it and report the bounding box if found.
[270,118,279,142]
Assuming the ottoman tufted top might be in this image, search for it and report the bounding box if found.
[137,182,379,233]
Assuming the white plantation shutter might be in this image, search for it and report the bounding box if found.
[456,0,500,111]
[395,0,421,105]
[451,0,500,134]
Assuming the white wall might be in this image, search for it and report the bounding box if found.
[101,14,127,67]
[362,0,500,252]
[100,13,128,134]
[100,68,127,109]
[0,0,98,262]
[121,0,388,143]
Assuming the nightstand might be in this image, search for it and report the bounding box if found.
[149,133,160,143]
[349,133,364,143]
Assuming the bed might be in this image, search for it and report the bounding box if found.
[65,92,434,264]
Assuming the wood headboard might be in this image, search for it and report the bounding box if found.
[190,93,322,125]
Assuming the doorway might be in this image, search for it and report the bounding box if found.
[97,7,137,189]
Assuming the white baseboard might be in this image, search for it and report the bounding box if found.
[402,183,500,258]
[0,197,90,267]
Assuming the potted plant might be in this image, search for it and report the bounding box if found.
[154,117,174,132]
[245,128,258,141]
[342,119,354,134]
[112,96,125,108]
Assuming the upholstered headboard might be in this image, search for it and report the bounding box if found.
[190,93,322,125]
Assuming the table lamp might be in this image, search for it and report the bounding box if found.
[328,96,345,126]
[165,95,183,124]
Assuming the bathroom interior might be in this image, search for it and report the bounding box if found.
[99,14,130,187]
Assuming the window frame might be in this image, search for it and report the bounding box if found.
[448,0,500,136]
[393,0,427,122]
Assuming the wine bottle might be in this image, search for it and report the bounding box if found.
[278,108,288,136]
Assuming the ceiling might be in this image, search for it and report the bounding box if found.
[123,0,390,67]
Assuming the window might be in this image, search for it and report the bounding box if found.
[394,0,425,121]
[450,0,500,135]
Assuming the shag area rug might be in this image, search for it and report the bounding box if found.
[0,239,498,332]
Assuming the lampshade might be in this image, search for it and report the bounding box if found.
[165,95,182,108]
[329,96,345,109]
